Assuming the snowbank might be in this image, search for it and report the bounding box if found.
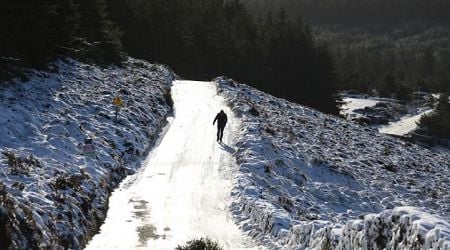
[0,58,174,248]
[216,77,450,249]
[286,207,450,249]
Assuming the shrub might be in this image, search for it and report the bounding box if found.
[249,107,259,117]
[395,84,412,101]
[176,237,223,250]
[264,126,275,135]
[52,174,85,191]
[164,88,174,108]
[2,151,41,176]
[384,163,397,172]
[279,195,294,212]
[419,93,450,138]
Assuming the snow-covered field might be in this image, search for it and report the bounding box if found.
[0,58,174,248]
[216,77,450,249]
[340,97,379,119]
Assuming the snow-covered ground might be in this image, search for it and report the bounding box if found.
[1,56,448,249]
[0,58,174,248]
[379,109,433,135]
[340,97,379,119]
[85,81,259,249]
[341,96,434,136]
[216,77,450,249]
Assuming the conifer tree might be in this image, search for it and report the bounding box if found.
[0,0,123,67]
[78,0,124,63]
[419,93,450,138]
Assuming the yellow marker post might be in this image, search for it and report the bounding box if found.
[112,96,123,122]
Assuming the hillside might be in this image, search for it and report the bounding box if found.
[0,58,174,248]
[314,23,450,94]
[0,59,448,249]
[241,0,450,95]
[216,77,450,249]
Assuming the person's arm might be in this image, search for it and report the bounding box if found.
[213,114,218,125]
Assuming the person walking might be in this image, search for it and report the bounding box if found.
[213,110,228,142]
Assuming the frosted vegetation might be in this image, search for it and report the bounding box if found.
[216,77,450,249]
[0,59,173,248]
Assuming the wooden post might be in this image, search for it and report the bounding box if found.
[115,106,119,122]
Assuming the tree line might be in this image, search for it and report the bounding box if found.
[104,0,339,114]
[242,0,450,26]
[330,32,450,97]
[419,94,450,139]
[242,0,450,94]
[0,0,339,114]
[0,0,123,68]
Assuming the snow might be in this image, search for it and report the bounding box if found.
[0,58,174,248]
[216,77,450,249]
[1,56,448,249]
[379,109,433,135]
[286,206,450,249]
[85,81,260,249]
[341,95,436,137]
[340,97,379,118]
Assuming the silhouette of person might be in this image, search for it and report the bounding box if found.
[213,110,228,142]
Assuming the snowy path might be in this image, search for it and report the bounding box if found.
[378,109,433,135]
[85,81,259,249]
[341,97,434,136]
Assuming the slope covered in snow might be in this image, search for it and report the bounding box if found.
[0,58,174,248]
[216,77,450,249]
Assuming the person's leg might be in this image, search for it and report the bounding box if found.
[219,126,225,142]
[216,125,220,141]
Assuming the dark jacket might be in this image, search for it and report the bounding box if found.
[213,111,227,127]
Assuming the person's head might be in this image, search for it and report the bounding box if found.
[220,110,224,113]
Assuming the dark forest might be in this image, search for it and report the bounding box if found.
[0,0,339,114]
[1,0,449,115]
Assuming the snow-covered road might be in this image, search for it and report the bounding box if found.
[378,109,433,135]
[85,81,258,249]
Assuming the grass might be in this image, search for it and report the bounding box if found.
[175,237,223,250]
